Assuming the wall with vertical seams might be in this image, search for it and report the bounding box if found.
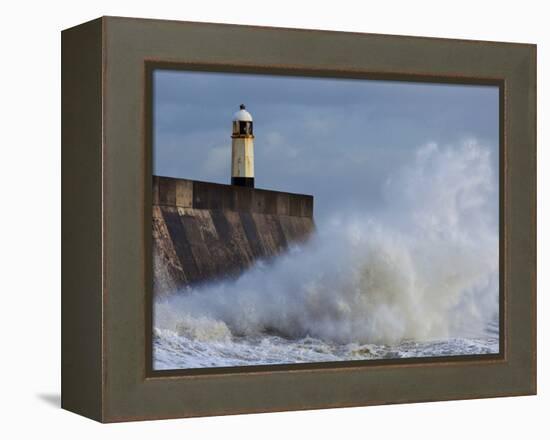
[153,176,314,296]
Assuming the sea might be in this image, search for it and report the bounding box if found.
[153,323,499,370]
[153,141,500,371]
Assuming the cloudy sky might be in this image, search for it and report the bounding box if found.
[153,70,499,222]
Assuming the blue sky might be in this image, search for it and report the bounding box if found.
[153,70,499,222]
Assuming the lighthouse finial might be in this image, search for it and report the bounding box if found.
[240,103,246,110]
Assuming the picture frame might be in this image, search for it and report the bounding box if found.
[61,16,536,422]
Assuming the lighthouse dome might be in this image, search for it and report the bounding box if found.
[232,104,253,122]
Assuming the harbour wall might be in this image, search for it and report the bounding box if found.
[153,176,314,296]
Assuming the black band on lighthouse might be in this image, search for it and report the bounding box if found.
[231,177,255,188]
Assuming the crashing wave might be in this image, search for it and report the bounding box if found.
[154,140,499,350]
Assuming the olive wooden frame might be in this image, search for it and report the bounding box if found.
[61,16,536,422]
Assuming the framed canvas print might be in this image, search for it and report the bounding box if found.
[61,16,536,422]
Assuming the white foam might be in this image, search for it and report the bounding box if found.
[153,332,499,370]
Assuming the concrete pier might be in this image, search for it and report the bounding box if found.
[152,176,314,296]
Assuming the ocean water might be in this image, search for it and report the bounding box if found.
[153,141,500,370]
[153,327,499,370]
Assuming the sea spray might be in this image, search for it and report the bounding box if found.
[154,140,499,351]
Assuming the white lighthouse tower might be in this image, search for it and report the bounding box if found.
[231,104,255,187]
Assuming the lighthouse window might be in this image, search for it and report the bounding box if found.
[238,121,253,135]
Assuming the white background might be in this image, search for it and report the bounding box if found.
[0,0,546,438]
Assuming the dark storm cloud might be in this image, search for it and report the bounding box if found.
[153,70,499,222]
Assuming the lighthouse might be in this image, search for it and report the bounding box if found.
[231,104,255,188]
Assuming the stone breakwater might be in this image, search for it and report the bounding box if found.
[152,176,314,296]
